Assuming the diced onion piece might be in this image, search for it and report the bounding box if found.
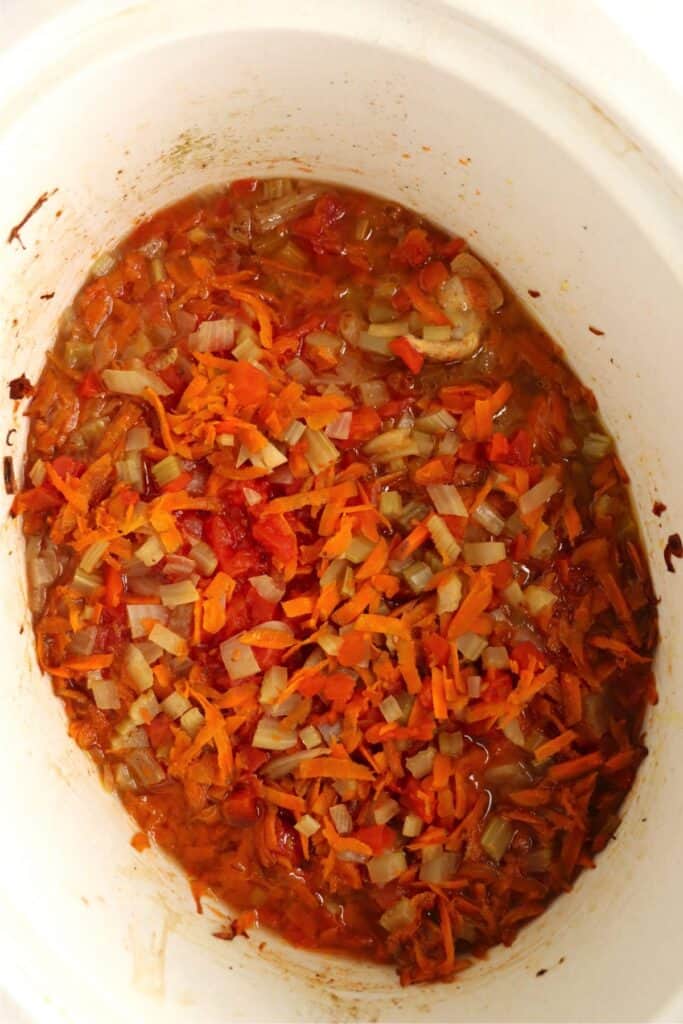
[439,732,464,756]
[419,849,459,883]
[111,721,149,751]
[299,725,322,749]
[188,318,235,352]
[243,487,262,506]
[364,428,417,461]
[519,476,561,516]
[482,645,509,670]
[102,368,171,397]
[380,695,403,723]
[373,797,400,826]
[428,515,461,565]
[402,813,424,838]
[531,527,557,560]
[502,581,524,607]
[437,573,463,614]
[220,636,260,681]
[421,324,453,342]
[317,629,342,656]
[282,419,306,445]
[356,332,392,356]
[91,250,117,277]
[136,535,165,567]
[379,897,416,934]
[152,454,183,487]
[415,408,457,434]
[524,585,558,616]
[473,501,505,536]
[412,430,434,457]
[368,851,406,887]
[160,691,192,720]
[249,574,286,604]
[262,747,329,779]
[582,432,612,461]
[457,632,487,662]
[285,357,314,383]
[126,749,165,787]
[71,567,102,594]
[29,459,47,486]
[159,580,199,607]
[117,451,145,492]
[180,707,205,738]
[79,538,109,573]
[233,335,263,363]
[344,535,375,564]
[148,622,188,656]
[379,491,403,518]
[526,847,552,873]
[402,561,433,594]
[329,803,353,835]
[134,641,162,665]
[481,815,515,861]
[129,689,161,725]
[304,428,340,474]
[260,665,288,705]
[463,541,506,566]
[367,320,410,338]
[250,441,288,470]
[359,380,390,408]
[325,411,352,440]
[467,675,482,698]
[305,329,341,352]
[124,643,155,692]
[127,604,167,639]
[252,717,298,751]
[90,677,120,711]
[406,746,436,779]
[189,540,218,576]
[502,719,526,747]
[125,425,151,451]
[295,814,320,837]
[438,432,459,456]
[427,484,467,517]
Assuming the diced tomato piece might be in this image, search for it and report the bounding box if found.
[348,407,381,442]
[222,785,261,826]
[205,513,265,578]
[78,370,102,399]
[104,563,123,608]
[51,455,85,479]
[252,514,297,570]
[423,633,450,666]
[353,825,395,855]
[176,511,204,545]
[230,178,259,198]
[418,260,449,294]
[392,228,433,267]
[147,713,172,749]
[488,433,510,462]
[509,429,532,466]
[511,641,545,670]
[390,337,424,375]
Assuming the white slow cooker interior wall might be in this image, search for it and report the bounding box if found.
[0,3,682,1022]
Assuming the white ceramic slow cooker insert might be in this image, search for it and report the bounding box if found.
[0,2,681,1021]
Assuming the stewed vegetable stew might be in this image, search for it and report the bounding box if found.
[14,179,658,985]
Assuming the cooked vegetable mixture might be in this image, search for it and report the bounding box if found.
[14,179,658,984]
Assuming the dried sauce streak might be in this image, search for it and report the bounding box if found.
[14,179,658,985]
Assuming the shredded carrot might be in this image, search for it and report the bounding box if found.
[297,757,374,781]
